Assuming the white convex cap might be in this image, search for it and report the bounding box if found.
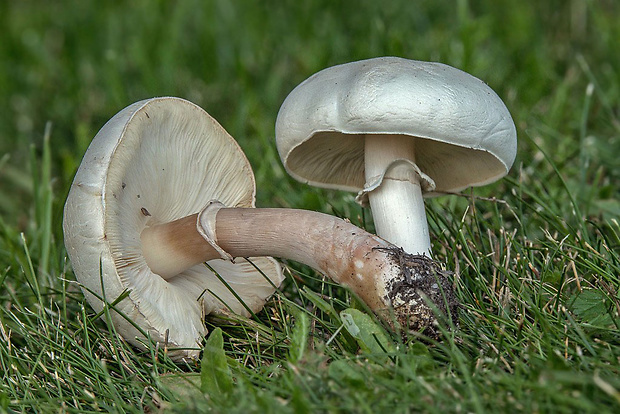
[275,56,517,195]
[63,97,283,360]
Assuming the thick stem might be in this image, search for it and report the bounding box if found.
[364,134,432,256]
[141,206,459,334]
[141,213,215,279]
[142,207,392,310]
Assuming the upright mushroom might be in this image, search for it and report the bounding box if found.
[275,57,517,256]
[64,97,458,359]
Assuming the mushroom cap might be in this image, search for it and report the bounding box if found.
[63,97,283,360]
[275,57,517,195]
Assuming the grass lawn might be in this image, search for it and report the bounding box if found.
[1,0,619,412]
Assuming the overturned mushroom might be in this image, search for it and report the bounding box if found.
[64,97,458,360]
[275,57,517,257]
[63,97,283,360]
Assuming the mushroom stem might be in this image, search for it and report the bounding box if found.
[140,205,458,329]
[215,207,395,310]
[140,213,215,280]
[364,134,432,256]
[142,207,391,309]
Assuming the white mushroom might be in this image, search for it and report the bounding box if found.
[275,57,518,256]
[63,97,283,360]
[64,97,459,358]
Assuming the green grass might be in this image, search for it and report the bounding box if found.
[1,0,619,412]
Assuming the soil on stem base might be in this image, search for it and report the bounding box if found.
[378,247,460,339]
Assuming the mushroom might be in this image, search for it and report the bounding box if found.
[63,97,283,360]
[275,56,517,257]
[64,97,458,359]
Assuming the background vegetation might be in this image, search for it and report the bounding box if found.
[0,0,618,412]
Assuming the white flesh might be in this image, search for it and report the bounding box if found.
[364,134,432,256]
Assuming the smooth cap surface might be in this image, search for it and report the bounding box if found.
[63,97,283,359]
[276,57,517,194]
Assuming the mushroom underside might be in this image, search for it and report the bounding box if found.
[284,132,510,193]
[64,98,284,357]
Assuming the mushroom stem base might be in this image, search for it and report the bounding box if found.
[375,248,459,337]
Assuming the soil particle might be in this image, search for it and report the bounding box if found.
[376,247,459,338]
